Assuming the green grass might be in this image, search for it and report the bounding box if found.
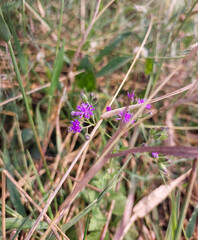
[1,1,198,239]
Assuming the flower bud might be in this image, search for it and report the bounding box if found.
[90,92,95,98]
[80,92,88,103]
[93,97,97,103]
[71,111,76,117]
[85,134,90,141]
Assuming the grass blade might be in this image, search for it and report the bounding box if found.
[45,41,65,136]
[174,158,198,240]
[96,56,132,77]
[3,149,26,217]
[185,205,198,239]
[0,217,48,230]
[95,32,132,62]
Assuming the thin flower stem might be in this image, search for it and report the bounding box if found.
[108,120,117,130]
[92,115,96,125]
[83,120,95,127]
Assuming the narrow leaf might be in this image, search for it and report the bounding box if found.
[96,32,131,62]
[0,217,48,230]
[76,55,96,91]
[145,58,153,75]
[185,205,198,239]
[49,41,64,96]
[3,150,26,217]
[96,56,132,77]
[7,12,28,74]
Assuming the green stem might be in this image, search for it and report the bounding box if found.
[56,0,65,56]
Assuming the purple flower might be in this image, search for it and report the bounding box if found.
[74,103,95,119]
[68,119,82,133]
[152,152,159,158]
[106,106,111,112]
[127,91,134,100]
[117,110,133,123]
[146,104,151,110]
[137,98,151,110]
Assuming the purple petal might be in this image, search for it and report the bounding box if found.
[106,106,111,112]
[152,152,159,158]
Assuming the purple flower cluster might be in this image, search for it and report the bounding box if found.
[127,91,134,101]
[137,98,151,109]
[116,91,152,124]
[68,119,82,133]
[127,90,151,109]
[116,110,135,124]
[72,103,95,119]
[69,102,95,133]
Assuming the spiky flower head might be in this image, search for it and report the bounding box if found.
[106,106,111,112]
[74,103,95,119]
[127,91,134,101]
[117,110,134,124]
[68,119,82,133]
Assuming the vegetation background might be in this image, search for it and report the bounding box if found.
[0,0,198,239]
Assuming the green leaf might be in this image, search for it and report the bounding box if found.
[87,231,101,240]
[87,231,110,240]
[21,128,33,143]
[109,192,126,216]
[0,8,11,42]
[3,150,26,217]
[76,55,96,91]
[185,205,198,239]
[49,41,65,96]
[150,128,157,135]
[96,56,132,77]
[145,58,153,75]
[182,35,194,47]
[88,208,106,231]
[0,217,48,230]
[96,32,132,62]
[7,12,28,74]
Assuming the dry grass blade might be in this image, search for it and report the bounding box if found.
[114,185,135,240]
[24,1,50,32]
[114,170,191,240]
[182,44,198,64]
[100,201,115,240]
[107,146,198,159]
